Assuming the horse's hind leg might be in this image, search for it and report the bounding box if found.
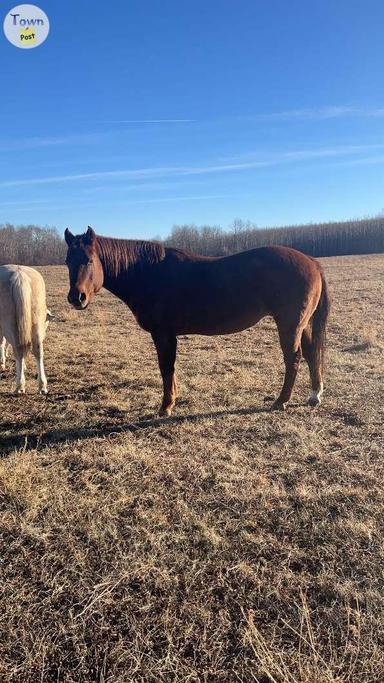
[0,337,7,372]
[32,339,48,394]
[301,326,323,406]
[14,347,26,394]
[272,323,303,410]
[152,332,177,417]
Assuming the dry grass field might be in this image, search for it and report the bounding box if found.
[0,254,383,682]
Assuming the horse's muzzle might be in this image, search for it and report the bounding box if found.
[68,290,88,309]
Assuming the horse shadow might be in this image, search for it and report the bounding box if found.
[0,403,274,456]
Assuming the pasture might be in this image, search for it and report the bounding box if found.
[0,254,383,682]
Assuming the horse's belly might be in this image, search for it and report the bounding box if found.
[179,309,266,336]
[135,285,268,336]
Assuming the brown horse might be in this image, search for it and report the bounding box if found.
[65,227,330,415]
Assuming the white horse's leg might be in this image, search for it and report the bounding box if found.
[15,349,26,394]
[33,341,47,394]
[0,338,6,371]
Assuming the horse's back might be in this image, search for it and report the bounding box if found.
[144,245,323,335]
[0,265,45,294]
[166,244,321,277]
[217,245,321,275]
[226,246,323,318]
[164,244,322,296]
[0,265,47,341]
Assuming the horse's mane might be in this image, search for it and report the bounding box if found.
[96,236,166,277]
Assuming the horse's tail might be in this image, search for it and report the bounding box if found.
[312,269,330,371]
[11,269,32,350]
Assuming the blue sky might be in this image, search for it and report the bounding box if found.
[1,0,384,238]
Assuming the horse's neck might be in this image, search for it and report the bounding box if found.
[102,270,133,302]
[99,242,147,304]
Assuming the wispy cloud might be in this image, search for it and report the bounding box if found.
[0,167,184,188]
[257,105,384,121]
[0,121,195,153]
[80,181,195,195]
[2,193,236,213]
[0,131,115,152]
[331,154,384,168]
[1,143,384,189]
[100,119,196,124]
[0,198,57,207]
[219,143,384,164]
[119,193,238,204]
[102,107,384,125]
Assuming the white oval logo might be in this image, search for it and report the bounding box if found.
[3,4,49,49]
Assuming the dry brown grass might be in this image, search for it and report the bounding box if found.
[0,254,383,682]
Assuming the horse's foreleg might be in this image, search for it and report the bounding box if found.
[272,324,303,410]
[152,332,177,416]
[301,326,323,406]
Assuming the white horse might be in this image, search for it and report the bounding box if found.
[0,265,50,394]
[0,310,54,371]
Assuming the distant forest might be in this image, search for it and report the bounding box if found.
[164,216,384,257]
[0,224,65,265]
[0,216,383,265]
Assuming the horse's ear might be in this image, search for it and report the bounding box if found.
[84,226,96,246]
[64,228,74,246]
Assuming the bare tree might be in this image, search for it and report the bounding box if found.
[0,224,66,265]
[165,217,384,257]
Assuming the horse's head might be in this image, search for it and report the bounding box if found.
[64,227,104,309]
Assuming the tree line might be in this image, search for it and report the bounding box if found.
[1,216,383,265]
[0,224,66,265]
[164,216,384,257]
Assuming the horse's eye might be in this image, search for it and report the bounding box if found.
[87,259,93,266]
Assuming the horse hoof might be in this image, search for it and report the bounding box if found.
[271,401,286,411]
[307,395,321,407]
[15,388,25,395]
[39,388,48,395]
[159,407,172,417]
